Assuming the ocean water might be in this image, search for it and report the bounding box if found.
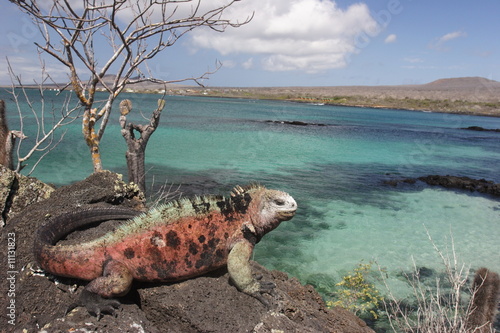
[2,89,500,301]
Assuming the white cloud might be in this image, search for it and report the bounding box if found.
[0,56,70,84]
[438,31,467,43]
[116,0,244,25]
[384,34,397,44]
[242,58,254,69]
[429,30,467,50]
[221,60,237,69]
[190,0,380,73]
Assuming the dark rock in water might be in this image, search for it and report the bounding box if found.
[385,174,500,198]
[383,178,417,187]
[265,120,328,126]
[0,171,373,333]
[416,266,434,278]
[418,175,500,197]
[461,126,500,132]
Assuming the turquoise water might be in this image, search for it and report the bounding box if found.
[2,89,500,300]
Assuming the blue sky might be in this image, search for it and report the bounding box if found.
[1,0,499,87]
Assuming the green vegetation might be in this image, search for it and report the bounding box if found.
[327,262,383,320]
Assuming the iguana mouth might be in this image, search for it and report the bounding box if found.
[278,210,296,220]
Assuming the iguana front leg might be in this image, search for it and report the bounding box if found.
[227,239,275,305]
[85,260,133,297]
[73,260,133,318]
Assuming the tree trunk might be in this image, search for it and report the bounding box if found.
[125,148,146,194]
[88,139,103,173]
[119,98,164,194]
[82,108,104,173]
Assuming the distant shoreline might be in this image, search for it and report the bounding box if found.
[192,91,500,118]
[4,76,500,118]
[182,82,500,118]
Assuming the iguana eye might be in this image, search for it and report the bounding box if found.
[274,199,285,206]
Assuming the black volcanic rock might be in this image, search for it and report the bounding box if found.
[418,175,500,196]
[461,126,500,132]
[385,175,500,198]
[265,120,328,126]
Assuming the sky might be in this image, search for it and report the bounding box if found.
[1,0,499,87]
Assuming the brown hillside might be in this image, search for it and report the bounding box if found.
[423,77,500,90]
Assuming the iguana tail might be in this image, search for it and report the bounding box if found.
[34,207,141,278]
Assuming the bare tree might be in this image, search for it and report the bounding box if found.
[10,0,251,173]
[4,60,80,174]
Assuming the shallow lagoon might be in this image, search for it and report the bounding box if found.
[3,90,500,299]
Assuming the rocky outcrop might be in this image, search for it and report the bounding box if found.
[461,126,500,132]
[265,120,328,126]
[0,171,373,332]
[0,165,55,226]
[418,175,500,196]
[385,175,500,198]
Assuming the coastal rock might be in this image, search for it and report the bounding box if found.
[418,175,500,197]
[0,165,55,226]
[265,120,328,126]
[139,262,373,333]
[461,126,500,132]
[383,178,416,187]
[385,175,500,198]
[0,172,373,333]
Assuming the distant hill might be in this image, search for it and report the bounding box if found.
[423,77,500,90]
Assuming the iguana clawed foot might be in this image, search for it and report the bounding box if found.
[255,274,276,292]
[250,275,277,308]
[67,289,121,319]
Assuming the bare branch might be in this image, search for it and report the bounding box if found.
[6,58,81,174]
[10,0,251,173]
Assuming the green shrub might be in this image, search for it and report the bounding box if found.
[327,262,383,319]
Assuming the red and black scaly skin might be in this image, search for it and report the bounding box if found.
[34,184,297,307]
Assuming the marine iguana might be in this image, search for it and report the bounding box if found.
[34,184,297,316]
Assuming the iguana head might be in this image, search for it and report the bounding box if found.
[231,184,297,237]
